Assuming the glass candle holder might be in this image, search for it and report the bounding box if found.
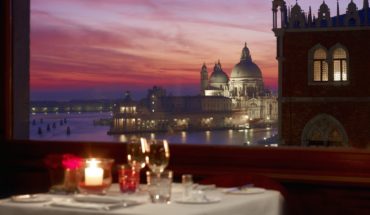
[76,158,114,194]
[118,164,140,193]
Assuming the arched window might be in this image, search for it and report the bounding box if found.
[313,48,328,82]
[301,114,348,147]
[332,47,348,81]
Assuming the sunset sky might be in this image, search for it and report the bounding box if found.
[30,0,364,100]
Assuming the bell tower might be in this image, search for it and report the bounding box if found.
[200,63,208,95]
[272,0,287,30]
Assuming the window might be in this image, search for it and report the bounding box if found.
[309,44,349,84]
[313,48,328,82]
[301,114,348,147]
[332,47,348,82]
[25,0,278,147]
[4,1,370,197]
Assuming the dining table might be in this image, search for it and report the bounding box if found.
[0,183,283,215]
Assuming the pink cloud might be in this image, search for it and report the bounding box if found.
[31,0,278,99]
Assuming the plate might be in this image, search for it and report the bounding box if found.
[73,195,142,207]
[175,197,221,204]
[74,194,122,204]
[193,184,217,191]
[11,194,52,203]
[224,187,266,195]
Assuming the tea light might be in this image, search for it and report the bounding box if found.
[85,159,103,186]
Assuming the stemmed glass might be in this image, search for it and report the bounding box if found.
[127,136,148,169]
[126,136,149,191]
[146,139,170,174]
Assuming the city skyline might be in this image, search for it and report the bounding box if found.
[30,0,363,101]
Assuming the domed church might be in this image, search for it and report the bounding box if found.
[201,43,277,121]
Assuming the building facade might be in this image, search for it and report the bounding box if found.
[110,44,279,135]
[201,44,278,121]
[109,89,235,134]
[273,0,370,147]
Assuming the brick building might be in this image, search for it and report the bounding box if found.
[273,0,370,147]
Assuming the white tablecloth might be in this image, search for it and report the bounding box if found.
[0,184,283,215]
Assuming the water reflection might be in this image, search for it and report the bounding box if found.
[30,113,277,146]
[181,131,187,143]
[131,128,277,146]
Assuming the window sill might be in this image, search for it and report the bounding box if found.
[2,139,370,187]
[308,81,350,86]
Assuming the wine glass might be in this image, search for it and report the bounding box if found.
[127,136,148,169]
[146,139,170,173]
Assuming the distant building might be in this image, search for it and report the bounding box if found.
[201,43,278,121]
[109,89,235,134]
[30,100,115,113]
[273,0,370,147]
[110,43,279,135]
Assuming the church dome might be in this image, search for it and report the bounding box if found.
[347,0,358,12]
[209,61,229,84]
[291,2,303,15]
[231,43,262,79]
[319,1,329,12]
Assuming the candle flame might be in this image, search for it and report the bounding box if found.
[87,158,101,168]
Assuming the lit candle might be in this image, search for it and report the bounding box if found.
[85,159,103,186]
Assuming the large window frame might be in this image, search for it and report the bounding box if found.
[3,0,370,197]
[308,43,350,85]
[330,44,349,83]
[313,48,329,82]
[308,44,329,84]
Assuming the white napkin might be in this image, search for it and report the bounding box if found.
[73,194,124,204]
[177,190,222,204]
[193,184,216,191]
[223,187,266,194]
[50,198,138,211]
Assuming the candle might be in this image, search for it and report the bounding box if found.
[85,159,103,186]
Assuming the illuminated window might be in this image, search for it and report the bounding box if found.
[332,47,348,81]
[313,48,328,82]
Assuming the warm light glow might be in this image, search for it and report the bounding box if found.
[140,138,149,154]
[205,131,211,142]
[313,48,328,82]
[181,131,187,143]
[119,135,127,142]
[163,140,170,157]
[85,159,103,186]
[333,47,348,82]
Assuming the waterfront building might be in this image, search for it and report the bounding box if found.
[110,43,279,135]
[30,100,114,113]
[201,43,278,121]
[109,89,237,134]
[273,0,370,147]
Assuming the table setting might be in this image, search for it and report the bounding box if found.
[0,137,283,215]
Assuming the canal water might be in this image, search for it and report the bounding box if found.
[30,112,277,146]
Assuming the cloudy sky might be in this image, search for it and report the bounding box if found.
[30,0,364,100]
